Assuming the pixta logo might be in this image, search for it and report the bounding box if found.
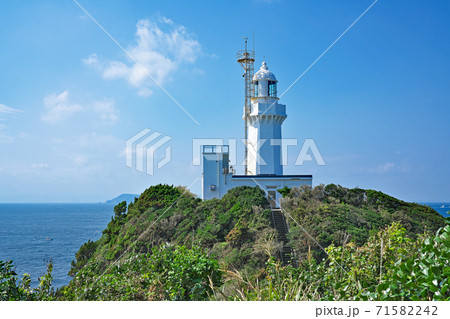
[192,138,325,167]
[126,129,172,175]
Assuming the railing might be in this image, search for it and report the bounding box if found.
[236,50,255,62]
[280,205,299,268]
[269,208,283,261]
[202,145,229,154]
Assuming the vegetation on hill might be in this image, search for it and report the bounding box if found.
[61,184,276,300]
[280,184,445,261]
[219,221,450,301]
[0,260,54,301]
[1,183,447,301]
[74,185,274,273]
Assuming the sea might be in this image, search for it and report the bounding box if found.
[0,203,114,288]
[0,202,449,288]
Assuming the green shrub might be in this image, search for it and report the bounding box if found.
[69,239,97,277]
[135,184,182,212]
[1,260,54,301]
[61,245,222,301]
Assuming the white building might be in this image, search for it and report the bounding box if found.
[247,61,285,176]
[202,57,312,207]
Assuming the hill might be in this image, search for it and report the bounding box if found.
[280,184,445,260]
[58,183,446,301]
[105,193,139,205]
[68,185,274,279]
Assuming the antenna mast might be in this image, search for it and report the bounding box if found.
[237,37,255,175]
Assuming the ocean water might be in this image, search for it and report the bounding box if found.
[0,203,114,288]
[420,202,450,218]
[0,202,448,289]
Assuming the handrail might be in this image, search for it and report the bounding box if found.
[278,205,299,268]
[270,208,276,228]
[270,208,283,261]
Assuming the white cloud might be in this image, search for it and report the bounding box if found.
[73,155,89,166]
[18,132,32,139]
[76,132,121,150]
[369,162,395,173]
[84,17,202,95]
[380,162,395,172]
[49,137,64,144]
[82,53,99,66]
[0,103,22,143]
[31,163,50,170]
[92,100,120,125]
[41,91,120,125]
[42,91,83,124]
[0,104,22,115]
[137,87,153,97]
[191,68,205,76]
[0,132,14,143]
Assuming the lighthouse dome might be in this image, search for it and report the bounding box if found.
[253,61,277,82]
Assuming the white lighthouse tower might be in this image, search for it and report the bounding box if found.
[247,61,286,176]
[201,42,312,205]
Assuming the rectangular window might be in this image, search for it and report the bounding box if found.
[269,81,277,97]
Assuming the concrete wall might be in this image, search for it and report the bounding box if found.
[202,152,312,206]
[202,152,231,199]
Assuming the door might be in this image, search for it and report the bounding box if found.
[268,190,277,208]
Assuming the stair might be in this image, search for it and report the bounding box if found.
[270,208,296,266]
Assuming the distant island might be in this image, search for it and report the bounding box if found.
[105,193,139,205]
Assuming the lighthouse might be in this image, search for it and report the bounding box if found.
[247,61,286,176]
[201,43,312,206]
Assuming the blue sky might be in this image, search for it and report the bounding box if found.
[0,0,449,202]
